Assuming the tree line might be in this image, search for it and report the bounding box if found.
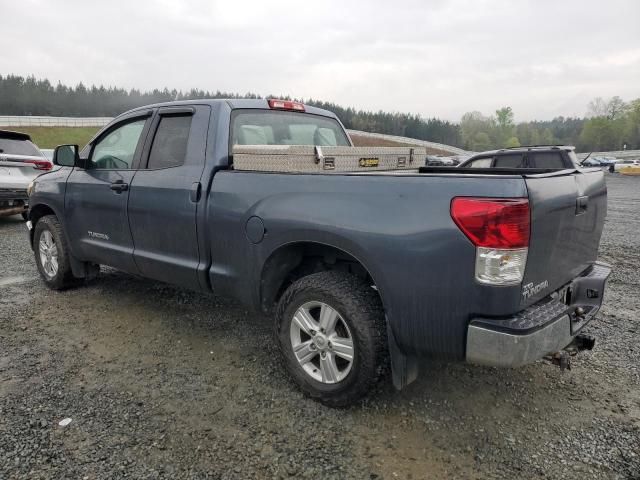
[1,74,638,152]
[460,97,640,152]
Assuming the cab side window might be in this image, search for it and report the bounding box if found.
[147,115,193,169]
[530,152,565,169]
[465,157,492,168]
[89,119,146,169]
[494,154,525,168]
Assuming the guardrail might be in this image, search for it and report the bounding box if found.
[0,116,112,127]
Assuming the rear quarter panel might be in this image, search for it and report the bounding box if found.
[207,171,529,359]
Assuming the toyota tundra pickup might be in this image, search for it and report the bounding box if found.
[25,99,611,406]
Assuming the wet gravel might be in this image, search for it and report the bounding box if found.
[1,174,639,479]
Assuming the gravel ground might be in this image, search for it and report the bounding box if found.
[1,174,638,479]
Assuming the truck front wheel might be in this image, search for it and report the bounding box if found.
[33,215,78,290]
[275,271,387,407]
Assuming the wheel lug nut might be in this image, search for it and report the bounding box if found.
[310,330,316,336]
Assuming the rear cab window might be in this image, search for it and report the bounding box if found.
[231,110,350,147]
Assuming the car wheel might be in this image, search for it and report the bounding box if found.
[33,215,78,290]
[21,211,28,221]
[275,271,387,407]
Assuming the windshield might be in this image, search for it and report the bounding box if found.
[231,110,350,147]
[0,138,43,156]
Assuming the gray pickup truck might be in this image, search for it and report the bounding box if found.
[26,99,611,406]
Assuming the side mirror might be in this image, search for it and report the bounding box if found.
[53,144,79,167]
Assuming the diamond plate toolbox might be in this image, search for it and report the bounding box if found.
[232,145,427,173]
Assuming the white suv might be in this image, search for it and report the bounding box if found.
[0,130,51,220]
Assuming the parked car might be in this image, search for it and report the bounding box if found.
[458,145,580,169]
[581,158,603,167]
[0,130,51,219]
[592,156,618,167]
[26,99,611,406]
[609,159,640,172]
[425,155,445,166]
[439,156,459,166]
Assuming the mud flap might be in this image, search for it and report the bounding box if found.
[387,321,419,390]
[69,252,99,279]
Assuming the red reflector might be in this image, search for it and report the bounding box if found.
[268,99,305,112]
[25,159,52,171]
[450,197,530,248]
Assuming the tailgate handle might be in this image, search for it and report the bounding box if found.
[576,195,589,215]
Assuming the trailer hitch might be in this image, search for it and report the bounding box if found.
[545,350,572,371]
[543,333,596,371]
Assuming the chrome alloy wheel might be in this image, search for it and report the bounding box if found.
[39,230,59,278]
[289,301,355,384]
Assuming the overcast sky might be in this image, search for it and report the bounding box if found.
[3,0,639,121]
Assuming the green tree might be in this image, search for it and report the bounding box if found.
[587,96,628,120]
[622,98,640,149]
[505,136,520,148]
[494,106,516,147]
[540,128,555,145]
[579,117,618,151]
[460,111,494,150]
[472,132,492,151]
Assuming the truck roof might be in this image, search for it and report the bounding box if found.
[123,99,339,120]
[471,145,576,157]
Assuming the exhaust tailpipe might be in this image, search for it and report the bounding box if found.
[0,205,27,217]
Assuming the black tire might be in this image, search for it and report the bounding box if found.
[275,271,387,407]
[21,211,28,221]
[33,215,78,290]
[609,165,615,173]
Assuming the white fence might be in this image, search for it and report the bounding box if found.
[347,130,470,155]
[0,116,112,127]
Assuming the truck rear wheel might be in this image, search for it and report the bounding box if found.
[33,215,78,290]
[275,271,387,407]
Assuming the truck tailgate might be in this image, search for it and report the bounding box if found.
[521,168,607,307]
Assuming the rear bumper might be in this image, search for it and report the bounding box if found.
[0,188,28,201]
[466,262,612,367]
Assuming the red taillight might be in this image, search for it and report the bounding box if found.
[268,99,305,112]
[25,159,52,171]
[451,197,530,249]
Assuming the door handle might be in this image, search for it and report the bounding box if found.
[110,181,129,193]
